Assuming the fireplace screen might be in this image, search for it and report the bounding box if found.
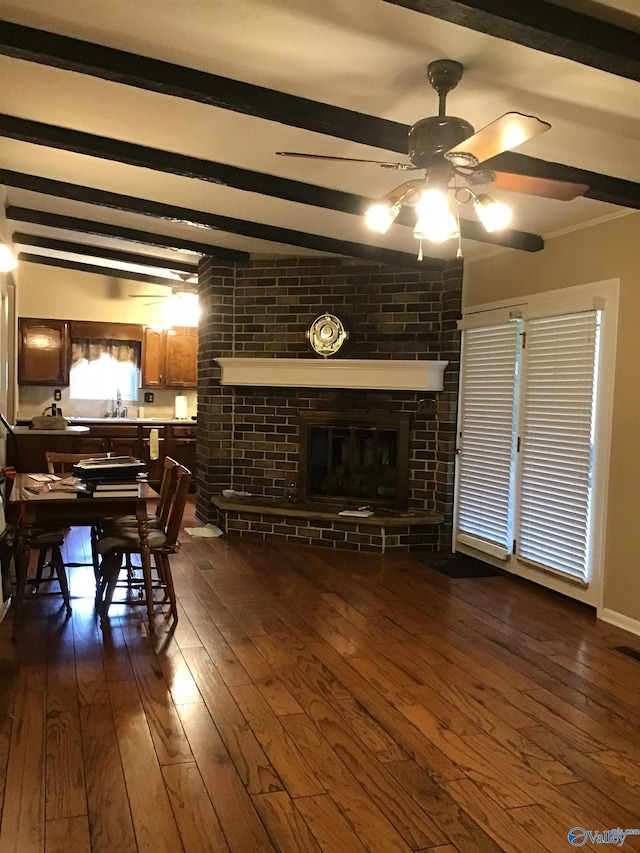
[299,412,409,508]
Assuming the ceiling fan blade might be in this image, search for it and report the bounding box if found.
[445,112,551,167]
[276,152,417,170]
[490,171,589,200]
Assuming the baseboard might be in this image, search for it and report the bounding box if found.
[599,607,640,638]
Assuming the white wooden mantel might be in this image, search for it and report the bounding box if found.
[215,358,449,391]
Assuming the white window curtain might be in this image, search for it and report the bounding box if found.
[69,339,141,401]
[455,321,520,558]
[516,311,599,584]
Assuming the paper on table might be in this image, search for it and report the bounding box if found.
[29,473,61,482]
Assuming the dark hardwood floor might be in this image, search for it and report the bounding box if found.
[1,499,639,853]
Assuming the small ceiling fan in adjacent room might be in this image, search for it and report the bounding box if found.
[277,60,589,258]
[128,274,199,324]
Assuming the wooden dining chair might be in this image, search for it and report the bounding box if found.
[96,455,181,594]
[45,451,112,474]
[31,451,114,601]
[96,464,191,625]
[100,455,181,533]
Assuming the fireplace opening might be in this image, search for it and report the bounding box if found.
[299,412,410,509]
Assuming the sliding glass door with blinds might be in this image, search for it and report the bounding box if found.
[516,312,599,584]
[455,320,521,560]
[454,282,616,606]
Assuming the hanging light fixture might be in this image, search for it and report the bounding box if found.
[412,189,460,243]
[472,193,512,232]
[364,179,512,260]
[162,290,199,326]
[365,201,402,234]
[0,244,18,272]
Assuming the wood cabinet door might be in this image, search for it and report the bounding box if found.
[141,327,165,387]
[18,319,70,385]
[164,327,198,388]
[109,436,142,459]
[165,425,196,490]
[74,437,110,456]
[139,426,165,485]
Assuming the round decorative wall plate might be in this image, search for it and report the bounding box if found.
[306,313,349,358]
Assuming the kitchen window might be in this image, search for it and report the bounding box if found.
[69,339,141,401]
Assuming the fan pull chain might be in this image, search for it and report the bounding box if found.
[417,238,423,262]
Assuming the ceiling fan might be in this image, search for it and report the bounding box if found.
[277,60,589,256]
[129,274,198,307]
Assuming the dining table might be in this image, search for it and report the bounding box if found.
[9,472,158,639]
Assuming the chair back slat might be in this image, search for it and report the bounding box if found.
[156,456,181,527]
[45,451,111,474]
[164,465,191,547]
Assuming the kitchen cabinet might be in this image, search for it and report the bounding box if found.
[18,319,70,386]
[9,420,192,490]
[165,424,197,490]
[7,427,85,473]
[142,326,197,388]
[137,425,166,484]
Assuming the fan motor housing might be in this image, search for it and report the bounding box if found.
[408,115,474,168]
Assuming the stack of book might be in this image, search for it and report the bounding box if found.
[72,456,147,498]
[84,480,142,498]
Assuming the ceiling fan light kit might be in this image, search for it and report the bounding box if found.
[472,193,513,232]
[413,189,460,244]
[279,58,589,260]
[365,201,402,234]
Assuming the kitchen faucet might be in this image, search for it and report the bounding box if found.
[108,389,128,418]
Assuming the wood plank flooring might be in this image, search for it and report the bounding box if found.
[1,499,639,852]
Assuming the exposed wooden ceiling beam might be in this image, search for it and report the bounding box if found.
[12,232,199,274]
[0,116,544,251]
[0,170,445,269]
[0,20,408,152]
[382,0,640,81]
[6,206,249,260]
[18,252,181,285]
[2,23,638,209]
[0,114,369,216]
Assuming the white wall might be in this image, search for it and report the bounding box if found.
[0,190,18,460]
[18,261,178,325]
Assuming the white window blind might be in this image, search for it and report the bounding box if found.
[516,311,600,583]
[456,322,520,555]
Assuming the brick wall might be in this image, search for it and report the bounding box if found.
[198,255,462,548]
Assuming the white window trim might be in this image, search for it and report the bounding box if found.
[455,279,619,611]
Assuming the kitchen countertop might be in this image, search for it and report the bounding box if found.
[66,417,196,425]
[16,418,196,426]
[11,425,90,435]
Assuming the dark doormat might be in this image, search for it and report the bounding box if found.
[419,551,504,578]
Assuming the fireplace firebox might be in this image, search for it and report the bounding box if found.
[299,412,410,510]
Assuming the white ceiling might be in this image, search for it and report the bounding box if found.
[1,0,639,279]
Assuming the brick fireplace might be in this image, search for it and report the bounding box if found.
[196,255,462,551]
